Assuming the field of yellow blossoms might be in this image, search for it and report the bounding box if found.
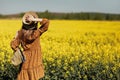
[0,19,120,80]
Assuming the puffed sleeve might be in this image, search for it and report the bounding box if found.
[39,18,49,34]
[10,31,21,51]
[26,18,49,41]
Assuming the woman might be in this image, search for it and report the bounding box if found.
[10,11,49,80]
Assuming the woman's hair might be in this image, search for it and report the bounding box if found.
[22,22,38,30]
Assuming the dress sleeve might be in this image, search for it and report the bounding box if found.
[10,31,21,51]
[39,18,49,34]
[26,18,49,41]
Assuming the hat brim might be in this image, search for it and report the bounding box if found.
[22,12,38,25]
[22,13,34,25]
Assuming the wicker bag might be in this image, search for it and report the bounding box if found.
[11,48,25,66]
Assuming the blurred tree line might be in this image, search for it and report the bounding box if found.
[0,10,120,20]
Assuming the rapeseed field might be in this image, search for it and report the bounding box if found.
[0,19,120,80]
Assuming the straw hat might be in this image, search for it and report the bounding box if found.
[22,11,38,25]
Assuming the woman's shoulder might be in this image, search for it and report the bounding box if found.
[15,29,23,38]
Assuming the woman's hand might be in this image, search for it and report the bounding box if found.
[32,18,43,22]
[27,17,43,22]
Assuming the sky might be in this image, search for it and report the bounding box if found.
[0,0,120,15]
